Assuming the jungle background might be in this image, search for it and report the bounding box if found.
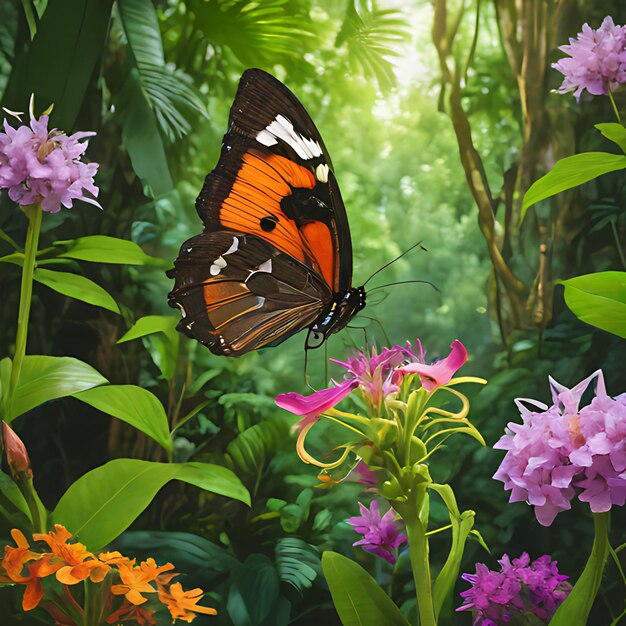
[0,0,624,623]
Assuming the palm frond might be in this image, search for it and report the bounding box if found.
[188,0,317,67]
[118,0,207,141]
[336,1,411,92]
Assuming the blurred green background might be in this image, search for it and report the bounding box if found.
[0,0,624,624]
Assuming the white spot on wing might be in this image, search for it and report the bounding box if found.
[209,255,227,276]
[176,303,187,318]
[256,129,278,146]
[315,163,329,183]
[262,114,322,160]
[258,259,272,273]
[224,237,239,255]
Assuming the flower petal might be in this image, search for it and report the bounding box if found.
[275,379,358,417]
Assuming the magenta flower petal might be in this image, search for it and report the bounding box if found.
[400,339,468,391]
[275,379,358,417]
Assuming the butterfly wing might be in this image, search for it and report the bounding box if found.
[195,68,353,294]
[168,232,331,356]
[169,69,357,355]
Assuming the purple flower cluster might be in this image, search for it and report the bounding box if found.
[553,16,626,100]
[458,552,571,625]
[347,500,407,564]
[493,370,626,526]
[0,108,100,213]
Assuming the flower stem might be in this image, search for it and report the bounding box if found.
[9,204,42,410]
[15,473,45,533]
[404,510,437,626]
[607,88,622,124]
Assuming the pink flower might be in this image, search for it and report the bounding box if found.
[493,370,626,526]
[399,339,468,391]
[553,16,626,100]
[0,105,100,213]
[458,552,571,624]
[347,500,407,564]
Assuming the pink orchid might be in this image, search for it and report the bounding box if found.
[399,340,468,391]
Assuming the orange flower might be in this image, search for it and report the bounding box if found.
[111,558,175,606]
[2,529,40,581]
[98,551,135,568]
[158,582,217,622]
[105,601,157,625]
[33,524,109,584]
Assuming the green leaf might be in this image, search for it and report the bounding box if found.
[2,0,114,130]
[322,551,409,626]
[73,385,172,451]
[118,66,173,197]
[0,252,24,265]
[7,356,108,421]
[521,152,626,218]
[117,0,206,142]
[595,123,626,153]
[113,530,239,583]
[57,235,163,265]
[118,315,179,380]
[226,554,280,626]
[33,268,120,313]
[558,271,626,338]
[429,484,477,620]
[0,471,31,520]
[52,459,249,551]
[549,512,609,626]
[275,538,320,593]
[226,417,292,476]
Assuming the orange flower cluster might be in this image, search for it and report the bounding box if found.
[1,525,217,625]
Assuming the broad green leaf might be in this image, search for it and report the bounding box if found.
[8,356,108,421]
[52,459,249,551]
[549,512,609,626]
[322,551,409,626]
[275,538,320,593]
[118,315,179,380]
[73,385,172,451]
[33,268,120,313]
[226,554,280,626]
[117,315,178,343]
[2,0,114,130]
[119,67,173,197]
[596,123,626,154]
[0,471,31,519]
[521,152,626,218]
[57,235,163,265]
[559,271,626,338]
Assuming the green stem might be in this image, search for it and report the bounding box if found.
[15,474,45,533]
[607,88,622,125]
[9,204,42,411]
[549,511,609,625]
[404,511,437,626]
[611,221,626,269]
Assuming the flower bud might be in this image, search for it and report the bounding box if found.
[2,421,32,479]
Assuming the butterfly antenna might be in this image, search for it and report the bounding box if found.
[368,279,440,293]
[363,241,427,286]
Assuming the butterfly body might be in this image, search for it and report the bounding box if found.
[168,69,365,356]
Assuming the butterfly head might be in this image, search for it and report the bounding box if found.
[306,286,366,349]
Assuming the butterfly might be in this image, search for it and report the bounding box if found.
[167,69,365,356]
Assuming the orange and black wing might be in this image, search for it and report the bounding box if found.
[168,232,331,356]
[195,68,353,294]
